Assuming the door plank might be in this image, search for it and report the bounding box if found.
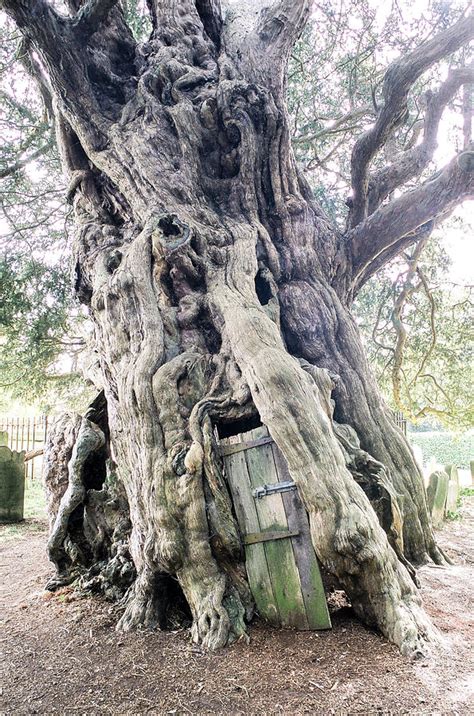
[244,427,309,630]
[272,442,331,630]
[223,446,280,625]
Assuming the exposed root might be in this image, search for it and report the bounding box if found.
[193,595,230,649]
[117,568,166,631]
[180,571,232,650]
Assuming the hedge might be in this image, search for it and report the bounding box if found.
[408,431,474,469]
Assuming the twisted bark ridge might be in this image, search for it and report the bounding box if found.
[5,0,473,654]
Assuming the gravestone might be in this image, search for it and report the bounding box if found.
[411,444,423,472]
[427,470,449,527]
[444,464,460,514]
[0,446,26,522]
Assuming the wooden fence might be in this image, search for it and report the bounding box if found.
[393,410,407,436]
[0,415,49,479]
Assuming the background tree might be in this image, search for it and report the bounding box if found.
[1,0,473,656]
[286,0,474,431]
[0,20,89,409]
[355,233,473,430]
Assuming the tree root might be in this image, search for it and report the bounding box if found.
[117,567,167,631]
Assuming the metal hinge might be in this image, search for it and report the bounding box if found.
[252,480,297,499]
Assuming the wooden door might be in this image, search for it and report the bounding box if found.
[220,426,331,631]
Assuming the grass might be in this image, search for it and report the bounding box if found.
[24,476,47,519]
[0,476,47,542]
[444,487,474,522]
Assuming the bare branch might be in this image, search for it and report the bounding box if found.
[390,238,429,409]
[410,266,437,387]
[367,65,474,214]
[349,149,474,290]
[293,105,373,145]
[463,79,473,148]
[348,12,474,228]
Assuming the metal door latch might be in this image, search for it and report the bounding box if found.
[252,480,297,499]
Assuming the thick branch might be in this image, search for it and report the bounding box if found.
[350,221,434,297]
[349,150,474,288]
[222,0,311,91]
[195,0,223,47]
[71,0,119,38]
[349,12,474,228]
[367,65,474,214]
[258,0,312,57]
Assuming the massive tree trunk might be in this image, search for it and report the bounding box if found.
[4,0,473,655]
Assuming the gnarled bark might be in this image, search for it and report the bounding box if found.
[5,0,472,655]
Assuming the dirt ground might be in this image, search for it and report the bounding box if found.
[1,500,473,716]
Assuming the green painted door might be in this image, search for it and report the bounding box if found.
[221,426,331,631]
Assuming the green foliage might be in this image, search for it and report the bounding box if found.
[286,2,472,430]
[124,0,151,40]
[354,231,474,430]
[409,431,474,469]
[0,253,88,411]
[0,19,90,412]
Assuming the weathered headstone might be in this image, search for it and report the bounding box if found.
[0,446,26,522]
[426,470,449,527]
[444,465,460,514]
[411,444,424,472]
[0,431,8,447]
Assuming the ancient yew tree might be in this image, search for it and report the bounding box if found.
[3,0,473,654]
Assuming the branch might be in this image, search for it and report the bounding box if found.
[24,448,44,462]
[293,105,373,145]
[0,139,54,179]
[348,12,474,228]
[258,0,312,55]
[350,221,434,300]
[410,267,437,387]
[367,65,474,214]
[463,79,473,148]
[71,0,119,38]
[222,0,312,90]
[195,0,222,48]
[0,1,62,48]
[349,149,474,289]
[390,238,428,409]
